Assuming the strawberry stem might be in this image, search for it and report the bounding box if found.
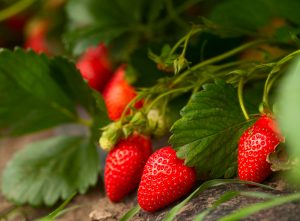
[120,93,145,124]
[77,118,93,127]
[169,27,202,56]
[146,85,194,112]
[172,39,272,86]
[262,49,300,113]
[165,0,189,30]
[238,77,250,120]
[262,72,272,112]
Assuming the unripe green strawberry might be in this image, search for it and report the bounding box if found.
[238,115,283,183]
[138,146,196,212]
[105,134,152,202]
[147,109,169,137]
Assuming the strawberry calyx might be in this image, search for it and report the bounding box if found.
[266,143,295,172]
[99,122,123,151]
[147,108,169,137]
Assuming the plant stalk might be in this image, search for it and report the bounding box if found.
[238,77,250,120]
[0,0,36,22]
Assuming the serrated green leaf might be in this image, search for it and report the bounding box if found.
[170,81,256,178]
[1,135,100,206]
[277,56,300,182]
[0,48,108,136]
[0,49,74,111]
[46,56,97,115]
[0,49,75,135]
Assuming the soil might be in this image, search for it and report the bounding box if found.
[1,132,300,221]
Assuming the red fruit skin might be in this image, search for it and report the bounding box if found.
[25,32,50,54]
[24,20,51,55]
[238,116,282,183]
[253,115,284,141]
[138,146,197,212]
[105,134,152,202]
[76,44,112,91]
[126,133,152,162]
[103,66,143,121]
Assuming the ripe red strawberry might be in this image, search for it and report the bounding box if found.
[24,19,51,55]
[102,65,143,121]
[138,146,197,212]
[105,134,152,202]
[76,43,112,91]
[238,115,282,183]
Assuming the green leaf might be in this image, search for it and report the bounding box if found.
[218,192,300,221]
[162,179,274,221]
[276,0,300,25]
[146,0,164,22]
[210,0,272,34]
[0,48,106,136]
[170,81,256,178]
[46,56,98,115]
[209,0,300,38]
[119,205,140,221]
[64,25,131,56]
[128,46,165,87]
[277,56,300,182]
[1,135,100,206]
[65,0,146,55]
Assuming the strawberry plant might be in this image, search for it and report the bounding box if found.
[1,0,300,220]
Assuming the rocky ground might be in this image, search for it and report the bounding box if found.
[1,132,300,221]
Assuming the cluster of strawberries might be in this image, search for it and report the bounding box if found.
[23,24,196,211]
[76,44,198,212]
[75,44,284,212]
[25,36,284,212]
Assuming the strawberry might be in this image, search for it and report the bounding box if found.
[102,65,143,121]
[138,146,197,212]
[24,19,51,55]
[105,134,152,202]
[238,115,283,183]
[76,43,112,91]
